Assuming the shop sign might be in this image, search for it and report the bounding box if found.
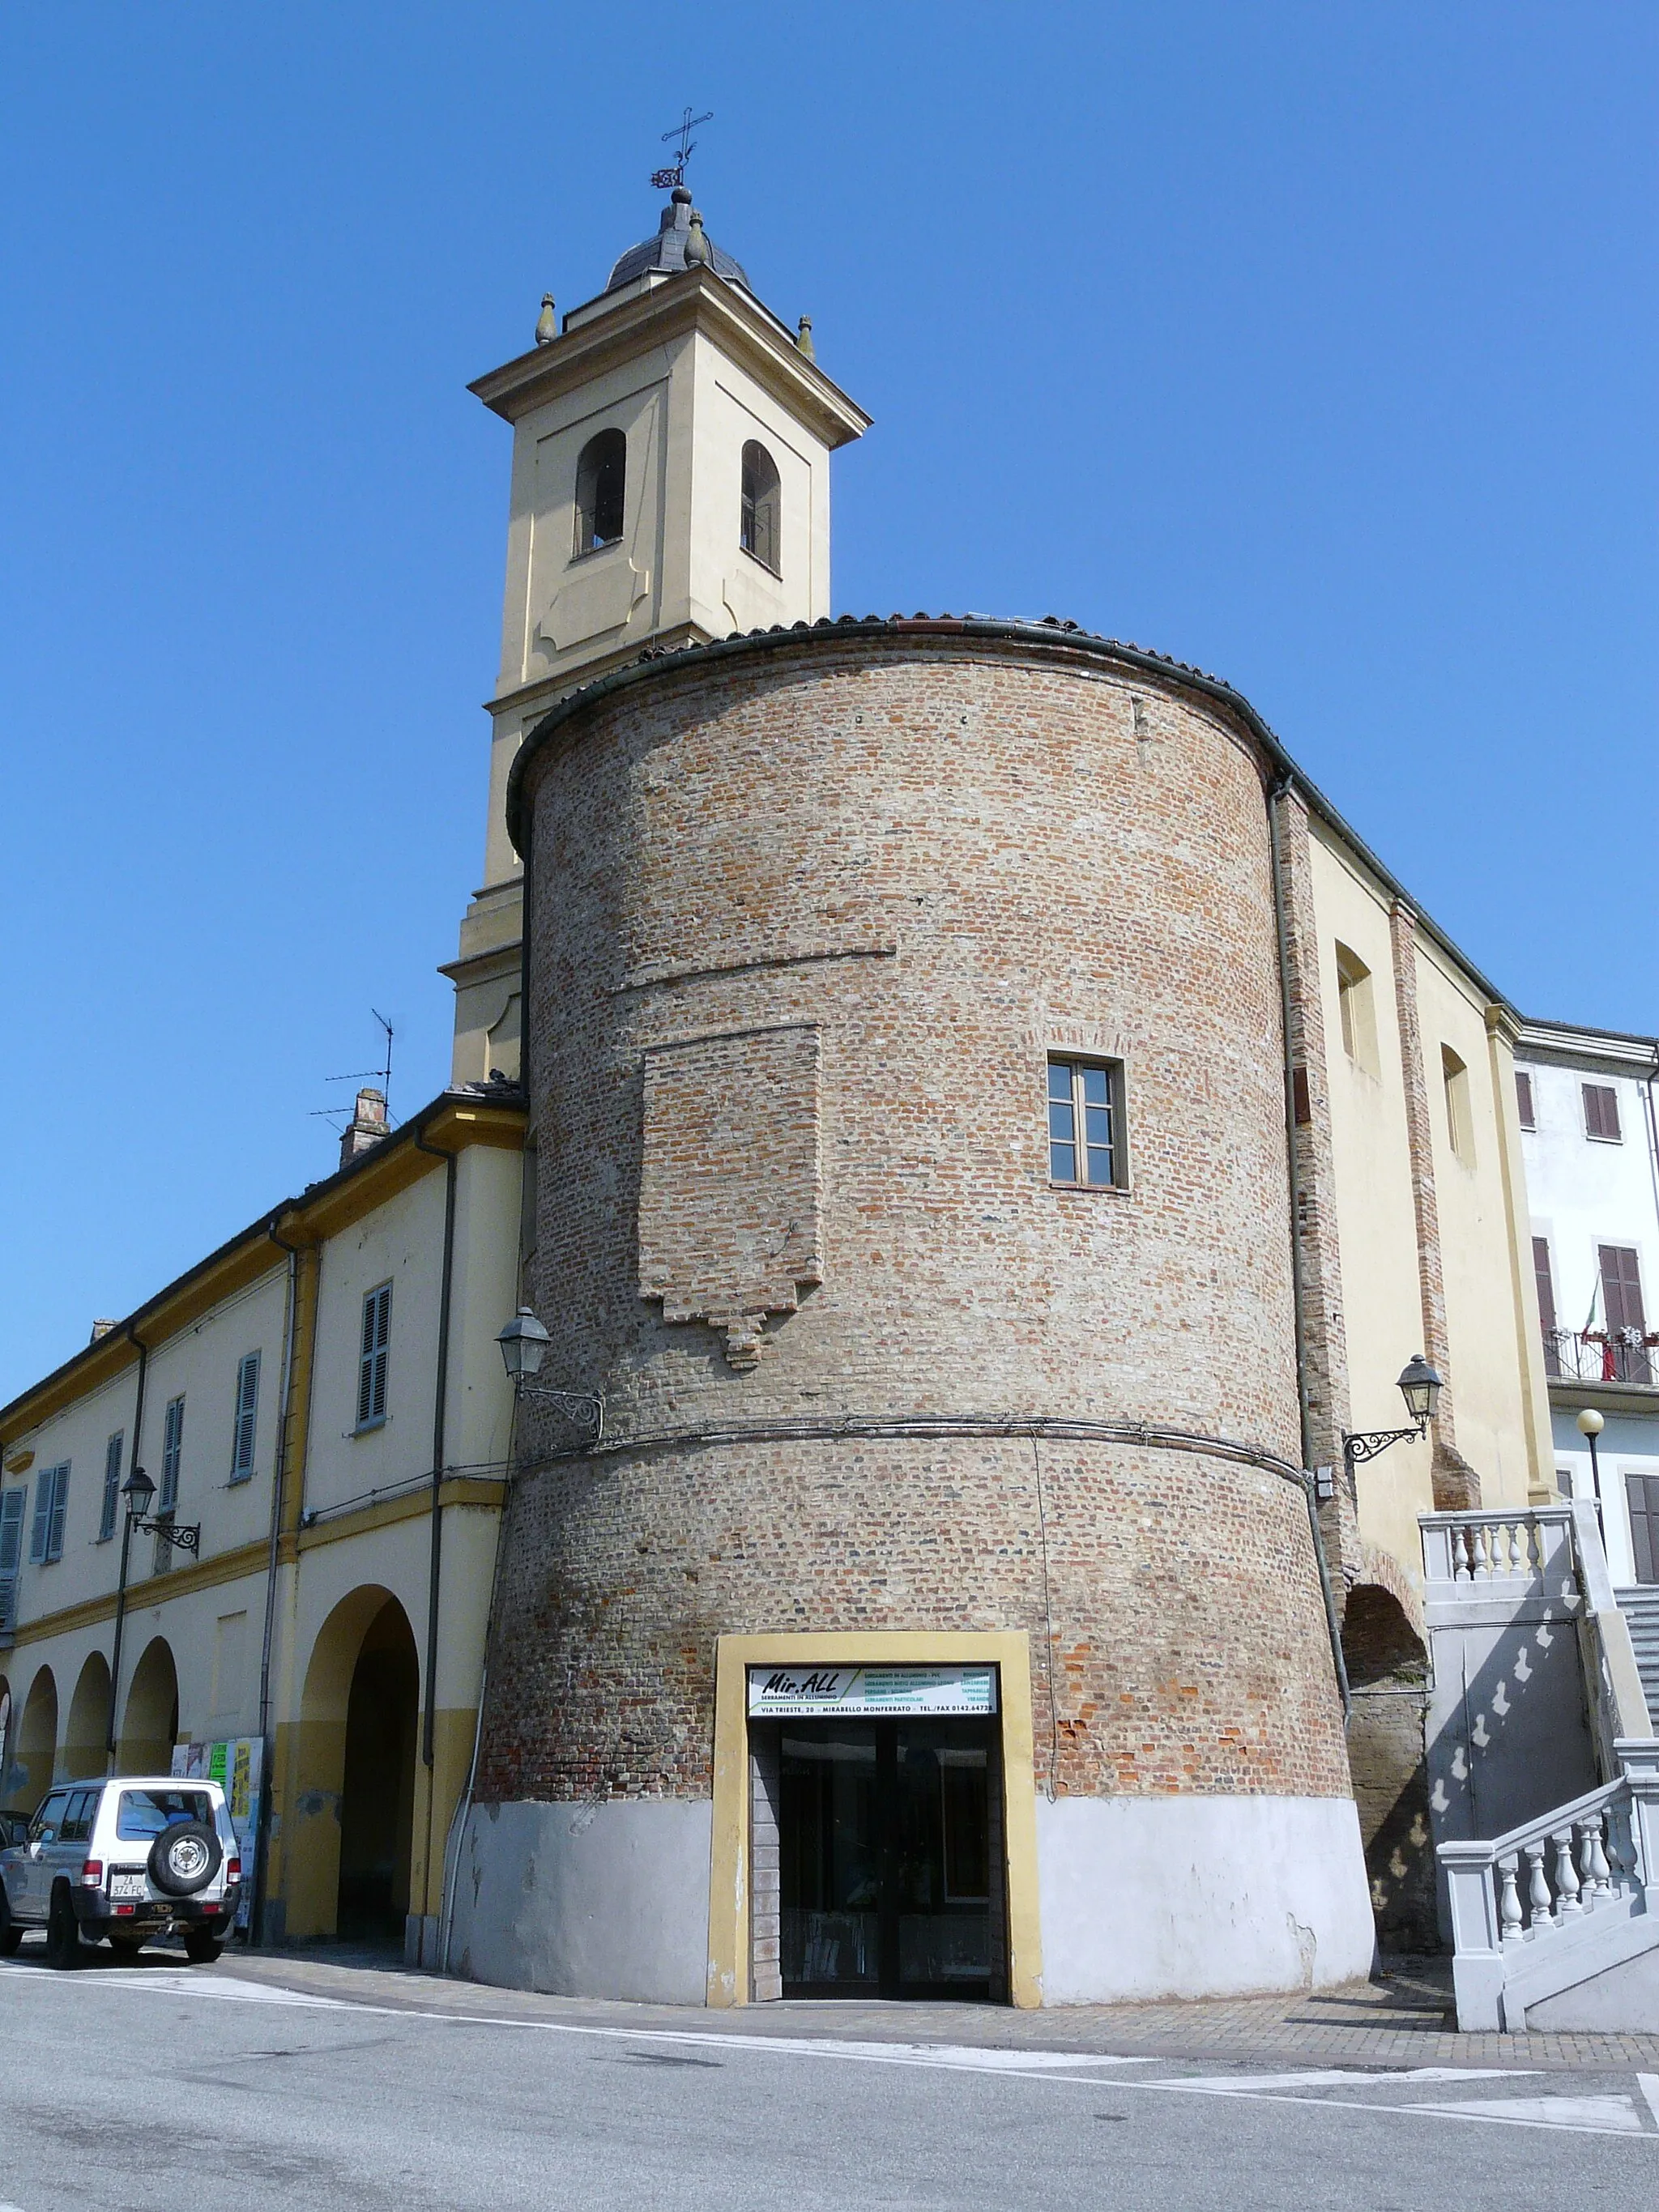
[747,1664,998,1717]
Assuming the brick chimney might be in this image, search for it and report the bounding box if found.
[339,1087,390,1169]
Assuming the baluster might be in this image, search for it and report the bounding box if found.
[1508,1521,1526,1574]
[1606,1798,1638,1890]
[1497,1856,1525,1943]
[1473,1524,1493,1579]
[1552,1827,1582,1916]
[1456,1526,1474,1581]
[1525,1840,1553,1929]
[1578,1814,1611,1899]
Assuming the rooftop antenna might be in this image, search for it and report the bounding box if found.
[650,106,713,191]
[313,1010,397,1128]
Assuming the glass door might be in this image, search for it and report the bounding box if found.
[779,1715,1001,2000]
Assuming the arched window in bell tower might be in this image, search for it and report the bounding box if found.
[574,428,626,556]
[740,440,781,574]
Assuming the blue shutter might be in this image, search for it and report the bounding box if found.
[232,1352,260,1480]
[100,1432,124,1541]
[160,1396,185,1513]
[0,1488,23,1631]
[46,1464,70,1562]
[29,1471,53,1563]
[358,1285,391,1426]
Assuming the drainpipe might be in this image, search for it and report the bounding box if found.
[105,1326,150,1767]
[250,1218,302,1946]
[1266,774,1351,1723]
[413,1122,460,1946]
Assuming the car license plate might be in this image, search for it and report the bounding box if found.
[109,1872,147,1900]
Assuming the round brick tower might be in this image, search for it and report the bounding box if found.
[451,618,1375,2006]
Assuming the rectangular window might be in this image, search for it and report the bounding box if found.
[1515,1070,1535,1130]
[160,1394,185,1515]
[1533,1237,1560,1376]
[1047,1058,1122,1188]
[1441,1045,1473,1164]
[100,1430,124,1541]
[230,1351,260,1482]
[1628,1471,1659,1585]
[0,1487,25,1633]
[29,1462,70,1565]
[357,1282,392,1429]
[1599,1245,1646,1336]
[1584,1083,1622,1143]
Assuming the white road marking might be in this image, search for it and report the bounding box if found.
[6,1964,1656,2137]
[1401,2094,1646,2134]
[1170,2067,1533,2092]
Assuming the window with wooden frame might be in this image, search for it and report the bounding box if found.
[740,440,781,574]
[573,428,626,556]
[29,1461,70,1565]
[1599,1244,1646,1338]
[160,1394,185,1515]
[1334,944,1377,1072]
[99,1430,124,1541]
[230,1351,260,1483]
[1533,1237,1560,1375]
[1584,1083,1623,1144]
[1627,1470,1659,1585]
[1441,1045,1473,1164]
[1515,1070,1536,1130]
[1047,1058,1124,1188]
[357,1282,392,1430]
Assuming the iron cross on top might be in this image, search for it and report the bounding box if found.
[650,107,714,191]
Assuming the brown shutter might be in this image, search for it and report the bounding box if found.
[1599,1245,1646,1335]
[1532,1238,1557,1332]
[1584,1083,1622,1140]
[1515,1071,1534,1128]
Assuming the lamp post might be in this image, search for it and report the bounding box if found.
[1341,1356,1444,1497]
[1576,1405,1606,1539]
[496,1308,604,1447]
[104,1465,201,1773]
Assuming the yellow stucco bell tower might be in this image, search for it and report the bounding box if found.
[442,186,871,1083]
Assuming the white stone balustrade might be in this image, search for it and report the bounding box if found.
[1441,1745,1659,2028]
[1420,1506,1573,1590]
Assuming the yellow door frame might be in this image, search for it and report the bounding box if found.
[707,1628,1043,2010]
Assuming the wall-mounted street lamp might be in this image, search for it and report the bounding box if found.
[1576,1405,1606,1538]
[496,1308,604,1447]
[104,1466,202,1771]
[1340,1355,1444,1494]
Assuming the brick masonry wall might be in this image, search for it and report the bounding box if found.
[479,633,1354,1809]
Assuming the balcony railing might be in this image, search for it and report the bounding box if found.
[1543,1327,1659,1387]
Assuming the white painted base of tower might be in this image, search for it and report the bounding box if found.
[448,1798,714,2005]
[446,1790,1374,2005]
[1034,1793,1375,2001]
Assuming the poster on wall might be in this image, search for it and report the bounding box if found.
[172,1736,263,1930]
[746,1664,999,1718]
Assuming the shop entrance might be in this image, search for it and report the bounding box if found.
[778,1715,1002,2000]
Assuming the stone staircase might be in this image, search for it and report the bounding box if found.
[1617,1587,1659,1724]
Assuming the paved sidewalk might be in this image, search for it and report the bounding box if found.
[198,1945,1659,2073]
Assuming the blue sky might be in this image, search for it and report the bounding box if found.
[2,2,1654,1402]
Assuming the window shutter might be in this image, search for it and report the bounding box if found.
[1515,1071,1534,1128]
[0,1488,23,1574]
[160,1396,184,1513]
[1599,1245,1646,1336]
[1532,1238,1557,1333]
[45,1464,69,1562]
[1629,1473,1659,1585]
[359,1284,391,1426]
[232,1352,260,1477]
[1584,1083,1621,1140]
[29,1471,53,1564]
[100,1432,123,1541]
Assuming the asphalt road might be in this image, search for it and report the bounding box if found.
[2,1945,1657,2210]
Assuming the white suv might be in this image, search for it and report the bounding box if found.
[0,1776,241,1967]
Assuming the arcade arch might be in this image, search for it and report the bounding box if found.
[15,1665,58,1807]
[119,1637,179,1775]
[63,1650,113,1779]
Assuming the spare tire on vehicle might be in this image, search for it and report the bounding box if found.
[147,1820,221,1898]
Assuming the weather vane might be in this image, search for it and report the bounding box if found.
[651,106,713,191]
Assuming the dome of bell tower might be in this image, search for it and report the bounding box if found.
[605,185,751,292]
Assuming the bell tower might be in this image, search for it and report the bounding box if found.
[442,189,872,1083]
